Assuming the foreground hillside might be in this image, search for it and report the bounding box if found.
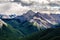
[20,28,60,40]
[0,19,38,40]
[0,19,60,40]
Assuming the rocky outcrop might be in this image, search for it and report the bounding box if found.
[0,19,7,28]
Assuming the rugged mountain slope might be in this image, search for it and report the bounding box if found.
[15,10,60,29]
[0,19,60,40]
[0,19,39,40]
[1,10,60,31]
[0,23,23,40]
[2,19,38,34]
[0,10,60,40]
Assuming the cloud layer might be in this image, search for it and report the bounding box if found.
[0,0,60,15]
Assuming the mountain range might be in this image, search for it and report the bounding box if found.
[0,10,60,40]
[0,10,60,29]
[14,10,60,29]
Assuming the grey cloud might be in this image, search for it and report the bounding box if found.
[0,3,11,13]
[0,0,9,1]
[0,0,60,15]
[20,2,33,6]
[13,0,20,2]
[0,2,30,15]
[13,0,33,6]
[49,3,60,7]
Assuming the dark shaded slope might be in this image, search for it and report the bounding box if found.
[0,19,38,40]
[39,28,60,40]
[20,27,60,40]
[0,19,60,40]
[2,19,38,35]
[0,24,24,40]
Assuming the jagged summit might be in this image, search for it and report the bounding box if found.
[26,10,35,14]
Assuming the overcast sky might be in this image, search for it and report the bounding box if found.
[0,0,60,15]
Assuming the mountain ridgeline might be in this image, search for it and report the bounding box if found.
[0,10,60,40]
